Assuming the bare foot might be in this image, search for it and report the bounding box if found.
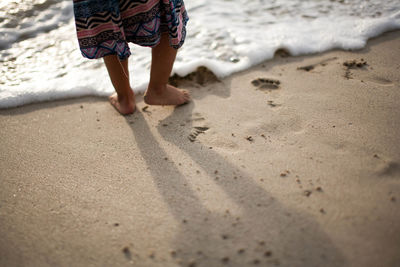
[144,84,190,106]
[109,92,136,115]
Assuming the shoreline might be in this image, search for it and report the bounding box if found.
[1,30,399,110]
[0,31,399,267]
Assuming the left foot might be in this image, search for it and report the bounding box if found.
[144,84,190,106]
[109,92,136,115]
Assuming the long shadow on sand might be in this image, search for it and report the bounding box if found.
[127,100,345,266]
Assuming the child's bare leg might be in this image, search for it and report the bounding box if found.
[103,55,135,115]
[144,33,190,105]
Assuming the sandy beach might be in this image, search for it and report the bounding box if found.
[1,31,399,267]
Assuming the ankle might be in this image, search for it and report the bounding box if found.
[117,88,134,101]
[147,84,167,95]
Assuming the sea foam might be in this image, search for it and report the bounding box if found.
[1,0,400,108]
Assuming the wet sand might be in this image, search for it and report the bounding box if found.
[0,31,399,267]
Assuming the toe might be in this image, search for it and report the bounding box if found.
[109,93,117,102]
[183,92,191,101]
[110,98,118,106]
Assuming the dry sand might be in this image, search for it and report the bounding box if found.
[0,31,399,267]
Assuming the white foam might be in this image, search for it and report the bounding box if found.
[0,0,72,49]
[0,0,400,108]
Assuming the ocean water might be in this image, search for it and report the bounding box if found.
[0,0,399,108]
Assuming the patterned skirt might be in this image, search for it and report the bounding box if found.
[73,0,189,60]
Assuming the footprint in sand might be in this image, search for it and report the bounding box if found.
[188,126,209,142]
[343,59,394,86]
[251,78,280,91]
[343,59,368,79]
[169,66,220,87]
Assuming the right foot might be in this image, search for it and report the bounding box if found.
[109,92,136,115]
[144,84,191,106]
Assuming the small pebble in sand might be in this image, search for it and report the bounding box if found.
[316,186,323,192]
[246,136,254,142]
[80,105,83,109]
[234,176,238,180]
[96,118,100,122]
[114,223,119,227]
[373,154,379,158]
[232,133,236,137]
[122,246,131,259]
[214,170,218,174]
[170,250,177,257]
[196,170,200,174]
[182,219,187,224]
[391,196,396,202]
[238,248,245,254]
[320,208,326,214]
[253,259,260,264]
[296,178,301,184]
[222,234,229,240]
[304,190,312,197]
[260,178,264,182]
[149,252,155,259]
[164,157,168,161]
[280,173,287,177]
[264,250,272,257]
[222,257,230,263]
[259,241,265,246]
[162,123,168,127]
[215,177,219,180]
